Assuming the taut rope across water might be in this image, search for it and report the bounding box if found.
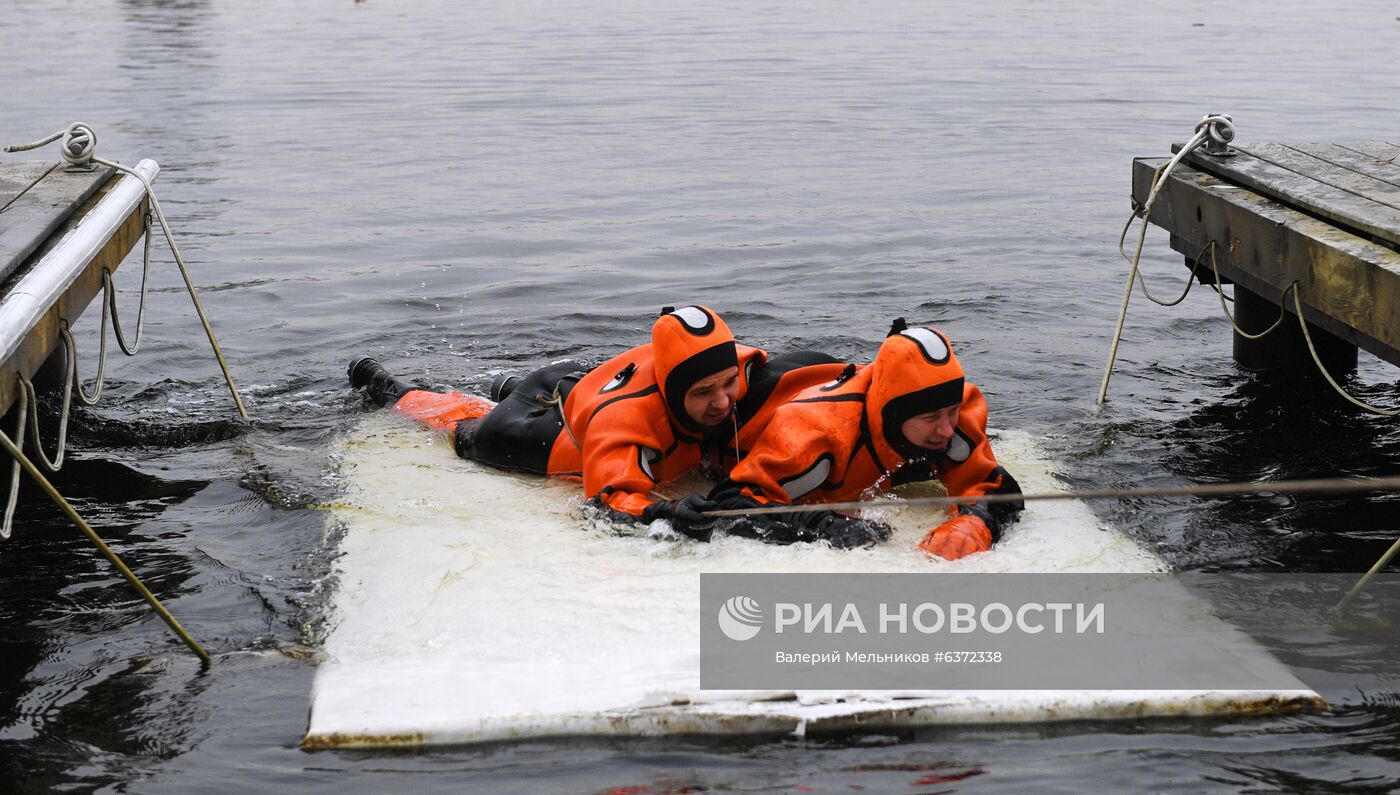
[703,473,1400,516]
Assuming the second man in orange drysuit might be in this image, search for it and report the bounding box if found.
[708,319,1024,559]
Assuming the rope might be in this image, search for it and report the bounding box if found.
[1288,286,1400,416]
[1098,115,1234,404]
[1170,240,1396,415]
[1,212,155,499]
[2,385,28,540]
[0,123,252,543]
[20,372,73,473]
[1097,116,1398,417]
[14,256,162,476]
[3,121,97,170]
[702,473,1400,517]
[13,304,127,477]
[3,258,160,490]
[540,385,581,451]
[1193,241,1292,340]
[60,247,155,406]
[109,214,155,356]
[92,155,249,418]
[64,320,105,406]
[1120,227,1207,309]
[5,123,249,418]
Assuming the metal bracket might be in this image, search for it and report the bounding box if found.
[1200,113,1237,157]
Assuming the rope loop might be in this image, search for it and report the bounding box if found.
[60,122,98,170]
[1287,287,1400,416]
[1195,113,1235,145]
[107,213,155,356]
[19,372,72,474]
[1184,233,1398,414]
[2,381,27,540]
[1114,230,1400,416]
[1,252,154,526]
[2,122,101,169]
[62,320,106,406]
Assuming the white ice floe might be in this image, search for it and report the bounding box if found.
[305,416,1319,749]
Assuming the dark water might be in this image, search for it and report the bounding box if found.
[3,0,1400,791]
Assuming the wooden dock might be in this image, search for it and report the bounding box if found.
[1132,142,1400,373]
[0,155,217,661]
[0,161,148,415]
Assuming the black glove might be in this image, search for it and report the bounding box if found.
[710,495,806,544]
[641,494,718,541]
[713,495,825,527]
[810,512,892,549]
[717,504,890,549]
[713,494,765,512]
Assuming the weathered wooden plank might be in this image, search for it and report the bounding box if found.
[1240,143,1400,212]
[1336,142,1400,164]
[1132,157,1400,367]
[0,161,115,284]
[1176,146,1400,250]
[0,162,56,213]
[1288,143,1400,189]
[0,180,146,416]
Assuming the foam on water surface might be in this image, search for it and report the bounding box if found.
[306,415,1317,748]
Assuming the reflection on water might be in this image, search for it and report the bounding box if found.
[1073,366,1400,571]
[3,0,1400,790]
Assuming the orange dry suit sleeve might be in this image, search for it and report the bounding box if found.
[578,401,676,519]
[924,383,1023,541]
[558,348,681,521]
[709,399,889,548]
[715,396,855,506]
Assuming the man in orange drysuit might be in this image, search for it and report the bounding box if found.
[708,319,1023,559]
[347,305,867,540]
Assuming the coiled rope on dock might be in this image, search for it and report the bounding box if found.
[4,121,100,171]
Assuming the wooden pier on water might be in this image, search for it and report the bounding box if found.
[0,160,148,414]
[0,155,215,661]
[1132,141,1400,376]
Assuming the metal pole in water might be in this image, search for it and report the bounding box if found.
[0,429,211,664]
[1336,537,1400,610]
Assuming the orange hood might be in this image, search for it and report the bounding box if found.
[652,305,746,434]
[865,322,966,463]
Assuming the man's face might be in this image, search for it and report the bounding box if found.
[683,366,741,426]
[900,404,960,451]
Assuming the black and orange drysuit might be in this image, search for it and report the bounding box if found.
[380,305,845,528]
[710,321,1023,558]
